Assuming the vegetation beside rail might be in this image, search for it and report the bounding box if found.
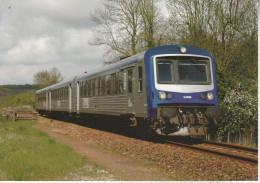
[0,120,85,181]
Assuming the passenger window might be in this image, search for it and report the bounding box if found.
[128,69,133,93]
[118,71,123,94]
[110,73,116,94]
[105,75,110,94]
[65,86,68,98]
[95,78,99,95]
[87,80,91,96]
[91,80,95,96]
[80,82,83,97]
[138,66,143,92]
[84,81,88,97]
[82,82,85,97]
[100,77,104,95]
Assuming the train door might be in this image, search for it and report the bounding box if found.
[69,84,72,113]
[133,61,147,117]
[46,91,48,111]
[126,67,134,114]
[76,82,80,114]
[49,91,52,111]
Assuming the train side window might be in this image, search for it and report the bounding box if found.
[105,75,110,94]
[95,78,99,95]
[98,78,101,95]
[84,81,87,97]
[110,73,116,94]
[128,69,133,93]
[118,71,123,94]
[100,77,104,95]
[80,82,82,98]
[66,86,68,98]
[82,82,85,97]
[91,80,95,96]
[87,80,91,96]
[138,66,143,92]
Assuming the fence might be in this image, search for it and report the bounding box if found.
[2,108,38,121]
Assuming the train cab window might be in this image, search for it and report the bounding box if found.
[105,75,110,94]
[157,61,174,83]
[95,78,99,95]
[128,69,133,93]
[138,66,143,92]
[118,71,123,94]
[110,73,116,94]
[178,61,210,84]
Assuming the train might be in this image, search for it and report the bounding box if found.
[36,45,221,136]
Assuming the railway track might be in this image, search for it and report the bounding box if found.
[165,138,258,165]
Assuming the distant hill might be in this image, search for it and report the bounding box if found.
[0,84,38,97]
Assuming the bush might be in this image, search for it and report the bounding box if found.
[216,75,257,146]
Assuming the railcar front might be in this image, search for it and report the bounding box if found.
[144,45,221,136]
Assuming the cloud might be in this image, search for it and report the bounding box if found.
[0,0,104,85]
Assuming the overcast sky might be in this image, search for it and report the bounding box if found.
[0,0,105,85]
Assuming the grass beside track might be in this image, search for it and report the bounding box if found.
[0,120,85,181]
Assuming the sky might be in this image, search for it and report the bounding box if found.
[0,0,105,85]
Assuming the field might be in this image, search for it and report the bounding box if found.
[0,120,85,181]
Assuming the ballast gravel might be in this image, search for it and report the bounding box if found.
[37,116,257,181]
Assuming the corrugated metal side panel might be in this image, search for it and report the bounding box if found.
[36,102,46,111]
[79,94,129,114]
[51,99,70,112]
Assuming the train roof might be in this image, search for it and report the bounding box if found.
[36,51,145,94]
[36,45,213,94]
[75,51,145,82]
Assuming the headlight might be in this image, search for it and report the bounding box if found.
[159,92,167,100]
[167,93,173,99]
[180,47,187,53]
[206,93,214,100]
[200,93,206,100]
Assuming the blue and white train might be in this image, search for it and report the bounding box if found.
[36,45,221,136]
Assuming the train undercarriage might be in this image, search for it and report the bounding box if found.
[131,106,221,137]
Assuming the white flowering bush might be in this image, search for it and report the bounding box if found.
[217,82,258,144]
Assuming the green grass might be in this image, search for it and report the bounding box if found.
[0,120,85,181]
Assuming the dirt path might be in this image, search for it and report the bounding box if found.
[38,126,171,181]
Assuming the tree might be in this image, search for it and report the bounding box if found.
[33,67,63,89]
[166,0,258,79]
[90,0,143,60]
[90,0,163,63]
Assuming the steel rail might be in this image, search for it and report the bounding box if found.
[165,140,258,165]
[202,140,258,153]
